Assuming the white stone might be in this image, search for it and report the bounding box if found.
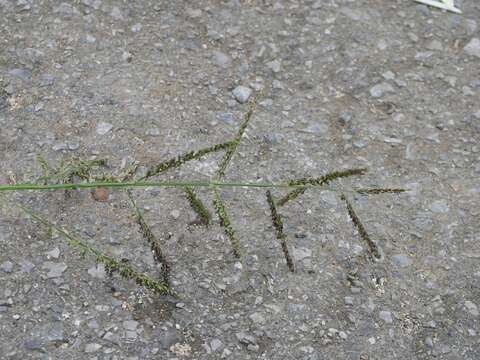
[464,38,480,58]
[96,122,113,135]
[232,86,252,103]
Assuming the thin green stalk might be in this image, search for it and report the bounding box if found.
[0,179,324,192]
[0,180,401,193]
[266,190,294,272]
[0,196,176,296]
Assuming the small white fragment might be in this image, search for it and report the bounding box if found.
[96,122,113,135]
[232,86,252,103]
[414,0,461,14]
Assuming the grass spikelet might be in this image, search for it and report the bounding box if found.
[355,188,407,195]
[36,158,107,184]
[144,141,233,179]
[4,196,175,296]
[216,110,253,178]
[60,159,107,182]
[212,188,242,258]
[276,187,308,208]
[266,190,294,272]
[36,154,50,182]
[211,109,253,258]
[127,190,171,286]
[277,168,368,207]
[341,194,381,260]
[184,187,211,226]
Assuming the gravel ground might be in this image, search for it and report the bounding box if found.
[1,1,479,359]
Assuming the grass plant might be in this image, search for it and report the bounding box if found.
[0,105,406,295]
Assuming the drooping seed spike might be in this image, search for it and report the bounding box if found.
[212,188,242,258]
[145,141,233,179]
[184,186,211,226]
[341,194,381,260]
[278,168,368,206]
[266,190,294,272]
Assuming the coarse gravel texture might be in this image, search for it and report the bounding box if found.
[1,0,480,359]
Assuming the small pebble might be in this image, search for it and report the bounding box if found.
[85,343,102,353]
[425,337,434,348]
[96,122,113,135]
[212,51,231,68]
[42,262,67,278]
[210,338,222,352]
[464,301,479,317]
[122,51,133,62]
[186,8,202,18]
[232,86,252,103]
[266,59,281,73]
[369,82,395,98]
[344,297,354,305]
[131,23,142,32]
[379,310,393,323]
[45,247,60,259]
[429,200,449,213]
[464,38,480,58]
[249,312,266,325]
[391,254,412,268]
[292,247,312,261]
[426,39,443,51]
[0,261,14,273]
[91,187,109,202]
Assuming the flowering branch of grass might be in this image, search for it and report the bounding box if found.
[266,190,294,272]
[216,110,253,178]
[184,186,211,226]
[127,190,171,286]
[140,141,233,225]
[355,188,407,195]
[36,154,50,182]
[212,188,242,258]
[35,158,107,184]
[341,194,381,260]
[211,108,254,258]
[0,179,400,193]
[276,168,368,207]
[0,195,176,296]
[143,141,233,179]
